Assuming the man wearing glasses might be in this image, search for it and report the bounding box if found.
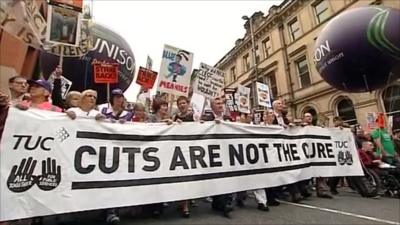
[8,76,29,104]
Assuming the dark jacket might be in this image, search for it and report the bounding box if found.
[272,113,290,125]
[51,78,64,110]
[173,112,194,122]
[201,111,232,122]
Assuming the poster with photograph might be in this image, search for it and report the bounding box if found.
[238,85,250,114]
[46,5,82,46]
[157,44,194,97]
[256,82,272,108]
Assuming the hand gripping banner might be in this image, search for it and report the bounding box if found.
[0,108,363,221]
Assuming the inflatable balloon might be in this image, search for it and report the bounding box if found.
[40,23,136,103]
[314,6,400,92]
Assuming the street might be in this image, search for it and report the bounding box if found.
[55,188,399,225]
[121,190,399,225]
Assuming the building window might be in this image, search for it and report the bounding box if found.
[262,37,273,58]
[288,18,301,41]
[230,66,236,83]
[265,72,278,99]
[313,0,330,24]
[255,45,260,64]
[382,85,400,118]
[295,56,311,88]
[337,98,358,125]
[243,54,250,72]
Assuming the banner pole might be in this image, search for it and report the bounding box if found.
[59,45,64,67]
[107,83,110,104]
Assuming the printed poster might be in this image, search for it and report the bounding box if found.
[46,5,82,46]
[157,44,194,97]
[193,63,225,99]
[256,82,272,108]
[238,85,250,114]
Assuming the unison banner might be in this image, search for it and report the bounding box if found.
[0,108,363,221]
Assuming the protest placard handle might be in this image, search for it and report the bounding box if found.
[59,45,64,67]
[107,83,110,104]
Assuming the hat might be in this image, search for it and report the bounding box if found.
[28,79,52,93]
[111,88,124,96]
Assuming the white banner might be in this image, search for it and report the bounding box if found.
[193,63,225,99]
[0,108,363,221]
[157,44,194,97]
[256,82,272,108]
[238,85,251,113]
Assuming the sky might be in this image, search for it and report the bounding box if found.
[93,0,282,102]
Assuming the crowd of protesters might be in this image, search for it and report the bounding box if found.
[0,69,399,225]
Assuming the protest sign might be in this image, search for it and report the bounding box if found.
[238,85,251,114]
[46,19,93,57]
[46,5,82,47]
[224,88,238,112]
[0,0,47,48]
[136,67,158,89]
[157,44,193,97]
[93,62,119,84]
[366,112,376,130]
[193,63,225,99]
[47,75,73,99]
[0,108,362,221]
[256,82,272,108]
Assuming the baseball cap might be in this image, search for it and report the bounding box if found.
[28,79,52,93]
[111,88,124,96]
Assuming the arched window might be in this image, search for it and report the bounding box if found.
[337,98,358,125]
[382,85,400,130]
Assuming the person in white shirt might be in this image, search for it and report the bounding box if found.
[66,89,104,120]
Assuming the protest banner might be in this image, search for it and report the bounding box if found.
[157,44,194,97]
[0,108,363,221]
[136,67,158,89]
[46,5,82,47]
[238,85,251,114]
[0,0,47,48]
[256,82,272,108]
[93,62,119,84]
[193,63,225,99]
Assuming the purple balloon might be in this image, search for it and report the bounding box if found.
[314,6,400,92]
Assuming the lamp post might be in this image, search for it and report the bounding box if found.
[242,15,259,108]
